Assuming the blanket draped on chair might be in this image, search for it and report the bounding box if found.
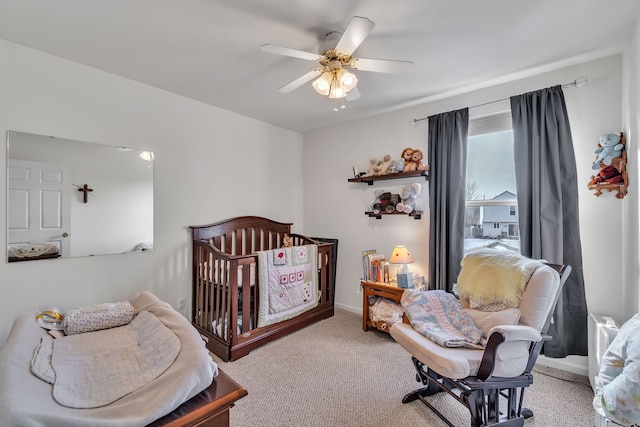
[401,289,484,349]
[456,248,544,310]
[256,245,318,327]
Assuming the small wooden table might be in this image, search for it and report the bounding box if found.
[149,369,247,427]
[361,280,410,333]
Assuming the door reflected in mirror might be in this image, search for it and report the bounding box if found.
[7,131,154,262]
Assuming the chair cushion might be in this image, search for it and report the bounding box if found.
[390,322,483,379]
[391,322,532,379]
[517,265,560,332]
[465,308,521,337]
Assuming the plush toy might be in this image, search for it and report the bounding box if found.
[367,155,394,176]
[410,149,429,171]
[387,159,404,174]
[378,154,393,175]
[369,190,399,214]
[592,133,624,170]
[590,165,622,185]
[396,183,422,214]
[401,148,414,171]
[367,158,383,176]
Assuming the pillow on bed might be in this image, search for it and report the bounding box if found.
[63,301,136,335]
[465,307,521,338]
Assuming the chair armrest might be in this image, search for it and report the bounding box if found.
[477,325,542,381]
[487,325,541,343]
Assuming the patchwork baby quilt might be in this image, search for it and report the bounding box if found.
[256,245,318,327]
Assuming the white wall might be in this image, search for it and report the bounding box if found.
[0,40,304,346]
[622,14,640,320]
[304,54,628,375]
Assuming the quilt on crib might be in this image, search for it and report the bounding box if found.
[256,244,318,327]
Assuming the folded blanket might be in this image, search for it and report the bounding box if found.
[32,311,181,408]
[401,290,484,349]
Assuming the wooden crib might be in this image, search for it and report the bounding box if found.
[190,216,336,361]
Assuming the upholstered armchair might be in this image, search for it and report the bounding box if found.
[390,249,571,427]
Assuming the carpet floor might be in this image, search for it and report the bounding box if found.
[214,309,594,427]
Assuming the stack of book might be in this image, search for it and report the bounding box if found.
[362,250,390,283]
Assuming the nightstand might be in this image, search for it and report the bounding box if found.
[361,280,410,333]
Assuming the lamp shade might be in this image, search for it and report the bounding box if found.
[390,246,414,265]
[312,72,333,96]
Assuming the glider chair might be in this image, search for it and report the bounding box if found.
[390,249,571,427]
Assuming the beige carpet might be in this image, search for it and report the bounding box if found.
[214,309,594,427]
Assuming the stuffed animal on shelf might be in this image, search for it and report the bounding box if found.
[367,154,394,176]
[367,158,383,176]
[410,149,429,171]
[368,190,399,214]
[401,148,414,171]
[589,165,622,185]
[592,132,624,170]
[388,159,405,174]
[378,154,393,175]
[396,183,422,214]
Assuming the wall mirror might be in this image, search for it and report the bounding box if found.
[7,130,154,262]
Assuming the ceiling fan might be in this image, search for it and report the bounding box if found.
[260,16,414,102]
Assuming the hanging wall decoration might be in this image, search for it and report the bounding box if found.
[588,131,628,198]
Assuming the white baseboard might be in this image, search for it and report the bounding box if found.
[535,355,588,377]
[335,302,361,315]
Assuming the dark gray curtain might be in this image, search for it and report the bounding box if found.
[428,108,469,292]
[510,86,588,357]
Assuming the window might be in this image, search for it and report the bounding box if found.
[464,102,519,253]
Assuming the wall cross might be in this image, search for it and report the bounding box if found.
[78,184,93,203]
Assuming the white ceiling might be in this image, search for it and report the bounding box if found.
[1,0,640,134]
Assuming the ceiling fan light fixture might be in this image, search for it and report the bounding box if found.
[312,71,333,96]
[337,68,357,92]
[328,76,346,99]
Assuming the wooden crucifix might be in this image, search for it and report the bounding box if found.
[78,184,93,203]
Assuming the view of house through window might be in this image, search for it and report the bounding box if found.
[464,109,519,254]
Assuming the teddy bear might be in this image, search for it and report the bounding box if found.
[592,132,624,170]
[396,183,422,214]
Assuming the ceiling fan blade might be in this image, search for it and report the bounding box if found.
[346,87,361,101]
[278,69,322,93]
[351,58,414,74]
[260,44,322,61]
[334,16,375,56]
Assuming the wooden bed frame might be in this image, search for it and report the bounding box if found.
[190,216,336,361]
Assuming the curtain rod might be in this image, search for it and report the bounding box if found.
[408,76,588,126]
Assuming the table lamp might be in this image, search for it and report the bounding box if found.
[390,245,414,288]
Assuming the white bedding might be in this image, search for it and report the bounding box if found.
[0,290,218,427]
